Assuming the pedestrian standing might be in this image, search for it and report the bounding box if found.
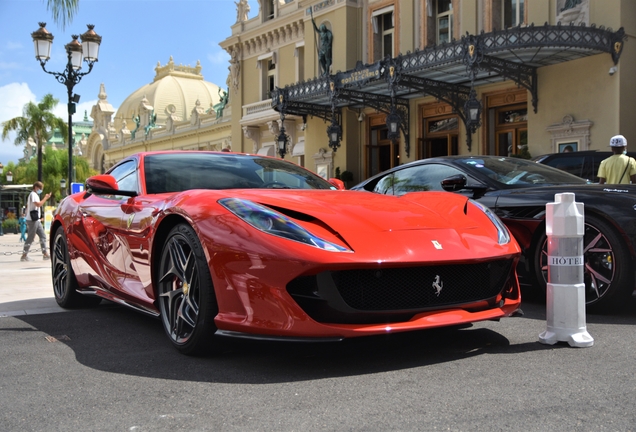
[18,212,27,242]
[597,135,636,184]
[21,181,51,261]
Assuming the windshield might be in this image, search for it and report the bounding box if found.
[144,153,335,193]
[458,157,589,186]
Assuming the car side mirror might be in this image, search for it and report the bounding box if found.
[441,174,467,192]
[328,178,346,190]
[86,174,137,197]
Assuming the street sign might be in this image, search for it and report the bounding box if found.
[71,182,84,194]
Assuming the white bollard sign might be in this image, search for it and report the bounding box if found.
[538,192,593,347]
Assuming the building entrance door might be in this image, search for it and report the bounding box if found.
[366,116,399,177]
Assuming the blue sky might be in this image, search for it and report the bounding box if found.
[0,0,258,166]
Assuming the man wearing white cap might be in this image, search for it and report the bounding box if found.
[597,135,636,184]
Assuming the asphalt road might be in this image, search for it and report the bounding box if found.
[2,297,636,432]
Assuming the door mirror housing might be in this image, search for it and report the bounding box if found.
[328,178,346,190]
[441,174,468,192]
[86,174,137,197]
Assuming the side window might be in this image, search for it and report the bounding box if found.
[108,160,139,193]
[373,174,396,194]
[544,156,585,178]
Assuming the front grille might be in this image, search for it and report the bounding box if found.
[287,259,514,324]
[334,260,511,310]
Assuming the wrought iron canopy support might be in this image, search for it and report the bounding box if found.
[397,74,471,123]
[383,57,412,156]
[272,87,335,122]
[479,55,538,113]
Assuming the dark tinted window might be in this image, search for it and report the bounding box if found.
[144,153,334,194]
[543,155,586,178]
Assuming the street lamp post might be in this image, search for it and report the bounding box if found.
[60,178,67,200]
[31,22,102,195]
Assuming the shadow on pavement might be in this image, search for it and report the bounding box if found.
[7,296,636,385]
[2,301,552,385]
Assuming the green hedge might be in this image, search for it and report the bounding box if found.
[2,218,18,233]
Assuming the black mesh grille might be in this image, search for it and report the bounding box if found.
[332,260,512,310]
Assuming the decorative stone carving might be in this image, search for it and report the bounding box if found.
[313,148,333,179]
[267,120,280,136]
[243,126,261,153]
[546,114,593,152]
[90,83,115,135]
[165,104,181,132]
[190,99,206,126]
[556,0,589,26]
[229,47,241,91]
[119,119,131,144]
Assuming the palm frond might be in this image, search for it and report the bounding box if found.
[45,0,79,31]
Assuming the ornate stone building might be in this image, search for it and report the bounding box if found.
[84,57,229,171]
[220,0,635,184]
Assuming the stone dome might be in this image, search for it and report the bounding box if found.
[113,56,222,132]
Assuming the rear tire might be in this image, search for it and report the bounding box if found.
[52,226,102,308]
[532,214,634,313]
[157,223,219,355]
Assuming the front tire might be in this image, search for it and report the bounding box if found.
[532,214,634,313]
[52,226,101,308]
[157,223,218,355]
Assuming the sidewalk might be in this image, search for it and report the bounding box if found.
[0,232,65,317]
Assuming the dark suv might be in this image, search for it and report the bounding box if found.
[534,150,636,183]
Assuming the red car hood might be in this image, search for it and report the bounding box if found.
[167,189,518,263]
[223,189,470,231]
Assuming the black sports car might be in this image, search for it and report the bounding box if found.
[352,155,636,312]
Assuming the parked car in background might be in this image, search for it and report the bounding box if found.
[352,155,636,313]
[534,150,636,183]
[50,151,522,355]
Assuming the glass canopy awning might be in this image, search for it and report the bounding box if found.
[272,23,626,154]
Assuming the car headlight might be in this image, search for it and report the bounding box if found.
[219,198,351,252]
[469,199,511,245]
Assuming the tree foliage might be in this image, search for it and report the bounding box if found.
[1,93,68,181]
[1,149,97,205]
[45,0,79,30]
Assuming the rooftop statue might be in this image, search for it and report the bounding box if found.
[310,8,333,77]
[235,0,250,23]
[213,88,230,119]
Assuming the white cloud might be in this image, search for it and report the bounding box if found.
[0,61,21,71]
[6,41,23,50]
[208,47,230,65]
[0,82,36,120]
[0,82,36,164]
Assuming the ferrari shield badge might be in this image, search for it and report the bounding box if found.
[127,213,135,229]
[431,240,443,249]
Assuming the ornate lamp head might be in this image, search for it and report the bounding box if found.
[31,22,54,62]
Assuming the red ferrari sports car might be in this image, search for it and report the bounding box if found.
[51,151,521,355]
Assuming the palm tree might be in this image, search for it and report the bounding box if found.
[1,93,68,181]
[44,0,79,30]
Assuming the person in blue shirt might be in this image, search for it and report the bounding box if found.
[18,212,27,242]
